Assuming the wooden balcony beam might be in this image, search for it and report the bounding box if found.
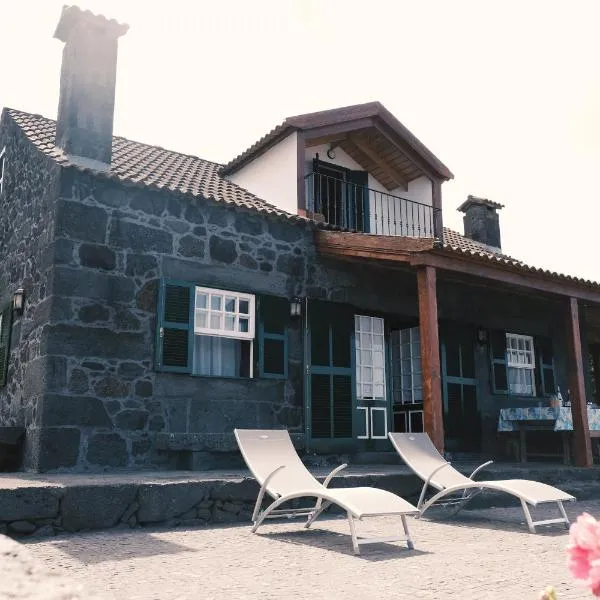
[315,231,435,262]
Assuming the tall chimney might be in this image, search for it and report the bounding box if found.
[457,195,504,251]
[54,5,128,169]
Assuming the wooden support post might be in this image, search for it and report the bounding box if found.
[565,297,593,467]
[590,344,600,406]
[417,266,444,453]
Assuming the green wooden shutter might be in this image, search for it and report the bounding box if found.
[536,336,556,396]
[258,295,288,379]
[308,301,354,440]
[155,281,193,373]
[0,305,13,388]
[489,329,508,394]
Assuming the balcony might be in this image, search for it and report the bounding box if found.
[305,172,440,238]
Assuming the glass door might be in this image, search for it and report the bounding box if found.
[355,315,388,442]
[390,327,424,433]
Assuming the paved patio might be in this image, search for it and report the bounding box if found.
[20,497,597,599]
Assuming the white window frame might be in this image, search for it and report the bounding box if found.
[355,315,386,401]
[506,333,536,396]
[194,286,255,340]
[0,147,6,196]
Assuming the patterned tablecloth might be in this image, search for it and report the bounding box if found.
[497,406,600,432]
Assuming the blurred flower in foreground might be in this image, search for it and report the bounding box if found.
[567,512,600,597]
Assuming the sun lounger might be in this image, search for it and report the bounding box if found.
[388,432,575,533]
[234,429,419,554]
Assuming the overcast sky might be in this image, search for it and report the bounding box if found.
[2,0,600,281]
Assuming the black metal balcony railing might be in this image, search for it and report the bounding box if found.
[305,172,439,238]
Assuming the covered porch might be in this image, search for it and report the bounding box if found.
[314,230,600,467]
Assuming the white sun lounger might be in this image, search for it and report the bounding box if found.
[388,432,576,533]
[234,429,419,554]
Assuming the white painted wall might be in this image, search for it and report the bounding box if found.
[305,145,435,237]
[228,131,298,215]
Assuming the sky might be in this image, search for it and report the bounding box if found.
[2,0,600,281]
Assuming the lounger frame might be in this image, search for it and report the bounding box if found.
[389,432,575,533]
[235,429,417,554]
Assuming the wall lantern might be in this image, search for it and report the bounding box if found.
[13,288,25,316]
[290,297,302,318]
[476,326,488,345]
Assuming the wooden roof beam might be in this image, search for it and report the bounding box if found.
[410,251,600,305]
[347,134,408,191]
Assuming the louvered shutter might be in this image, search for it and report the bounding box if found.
[308,301,354,440]
[156,281,193,373]
[0,305,13,387]
[536,337,556,396]
[489,329,508,394]
[258,295,288,379]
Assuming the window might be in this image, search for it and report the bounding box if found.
[156,280,288,379]
[192,287,254,378]
[355,315,386,400]
[0,147,5,196]
[489,330,555,397]
[505,333,536,396]
[0,304,12,388]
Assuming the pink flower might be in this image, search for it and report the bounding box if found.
[567,512,600,596]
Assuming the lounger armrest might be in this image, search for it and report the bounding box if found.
[468,460,493,481]
[323,463,348,489]
[251,465,286,522]
[418,462,452,510]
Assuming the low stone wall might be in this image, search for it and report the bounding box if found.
[0,478,266,538]
[2,465,599,539]
[0,534,106,599]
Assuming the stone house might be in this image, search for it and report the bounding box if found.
[1,6,599,473]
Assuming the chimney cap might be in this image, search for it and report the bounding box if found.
[457,195,504,213]
[54,5,129,42]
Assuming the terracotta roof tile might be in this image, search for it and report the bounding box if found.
[442,227,600,291]
[5,108,304,223]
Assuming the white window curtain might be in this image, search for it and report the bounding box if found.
[193,335,241,377]
[506,333,536,396]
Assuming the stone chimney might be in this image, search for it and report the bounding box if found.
[54,5,128,169]
[457,195,504,251]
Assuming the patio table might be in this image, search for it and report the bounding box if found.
[497,406,600,464]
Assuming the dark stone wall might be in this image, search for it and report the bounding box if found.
[0,112,62,469]
[33,165,429,472]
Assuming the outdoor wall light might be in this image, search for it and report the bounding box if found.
[12,288,25,316]
[476,326,488,345]
[290,297,302,318]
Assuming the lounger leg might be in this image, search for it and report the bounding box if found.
[401,515,414,550]
[304,500,332,529]
[557,501,570,530]
[347,512,360,555]
[520,499,536,533]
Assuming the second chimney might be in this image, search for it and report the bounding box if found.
[54,6,128,169]
[457,195,504,251]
